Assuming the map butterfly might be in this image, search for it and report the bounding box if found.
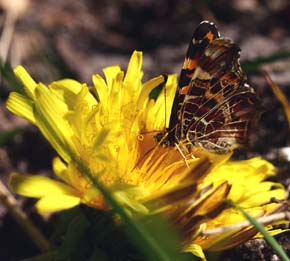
[158,21,259,153]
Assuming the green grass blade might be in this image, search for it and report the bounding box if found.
[0,60,25,94]
[242,51,290,73]
[234,203,290,261]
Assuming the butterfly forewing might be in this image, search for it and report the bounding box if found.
[168,22,220,140]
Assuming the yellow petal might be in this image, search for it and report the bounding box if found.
[10,173,79,198]
[49,80,97,108]
[14,66,37,99]
[52,157,70,182]
[183,244,207,261]
[50,79,83,95]
[137,75,165,110]
[153,75,178,128]
[34,84,76,162]
[124,51,143,90]
[36,194,81,213]
[108,71,124,115]
[239,185,285,208]
[6,92,35,124]
[92,74,108,102]
[255,228,290,238]
[103,65,121,90]
[194,182,231,216]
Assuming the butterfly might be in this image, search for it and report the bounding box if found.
[158,21,259,153]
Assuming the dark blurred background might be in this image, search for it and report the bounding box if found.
[0,0,290,260]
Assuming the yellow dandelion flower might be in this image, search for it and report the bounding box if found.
[6,51,288,258]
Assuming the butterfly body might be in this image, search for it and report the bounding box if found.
[159,21,259,153]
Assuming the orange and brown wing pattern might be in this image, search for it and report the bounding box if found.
[163,21,259,153]
[178,38,259,153]
[167,21,220,141]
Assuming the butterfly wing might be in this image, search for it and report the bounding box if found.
[178,38,259,152]
[167,21,220,143]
